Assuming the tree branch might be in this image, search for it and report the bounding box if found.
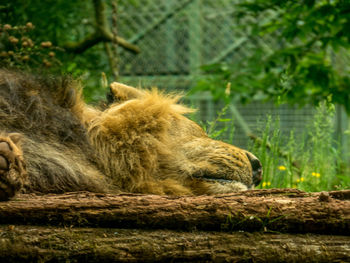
[63,0,140,54]
[63,32,103,54]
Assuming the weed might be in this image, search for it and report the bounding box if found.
[251,100,349,191]
[194,100,349,192]
[194,104,235,141]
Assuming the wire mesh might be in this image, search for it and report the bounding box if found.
[116,0,348,152]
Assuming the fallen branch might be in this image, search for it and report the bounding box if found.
[0,226,349,263]
[0,189,349,235]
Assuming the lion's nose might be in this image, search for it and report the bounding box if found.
[246,152,263,186]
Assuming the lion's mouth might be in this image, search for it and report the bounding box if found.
[191,153,263,187]
[194,176,233,184]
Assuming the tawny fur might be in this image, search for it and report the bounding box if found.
[0,70,259,199]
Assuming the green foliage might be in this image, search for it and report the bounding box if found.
[250,100,349,191]
[0,23,61,70]
[0,1,93,48]
[201,104,236,141]
[0,1,112,102]
[192,0,350,113]
[201,101,349,192]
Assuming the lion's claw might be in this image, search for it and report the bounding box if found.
[0,137,27,200]
[0,142,10,170]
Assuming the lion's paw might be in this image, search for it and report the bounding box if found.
[0,134,27,200]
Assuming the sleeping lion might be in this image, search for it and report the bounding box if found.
[0,70,262,200]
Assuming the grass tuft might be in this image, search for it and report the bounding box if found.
[196,100,349,192]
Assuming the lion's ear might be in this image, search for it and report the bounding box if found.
[9,133,22,144]
[109,82,144,104]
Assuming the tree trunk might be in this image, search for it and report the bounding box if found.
[0,225,349,263]
[0,189,349,234]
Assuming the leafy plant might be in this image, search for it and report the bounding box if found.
[0,23,61,70]
[201,104,235,141]
[198,99,349,192]
[192,0,350,113]
[250,100,349,191]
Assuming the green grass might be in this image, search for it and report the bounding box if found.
[196,101,350,192]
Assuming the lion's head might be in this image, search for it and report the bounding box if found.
[87,82,262,195]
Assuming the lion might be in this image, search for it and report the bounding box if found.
[0,70,262,200]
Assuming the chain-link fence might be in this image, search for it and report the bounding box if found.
[116,0,349,154]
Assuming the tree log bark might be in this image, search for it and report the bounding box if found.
[0,189,349,235]
[0,225,349,263]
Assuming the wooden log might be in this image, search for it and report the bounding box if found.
[0,225,349,263]
[0,189,349,235]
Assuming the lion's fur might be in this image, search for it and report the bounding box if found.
[0,70,259,197]
[0,70,109,194]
